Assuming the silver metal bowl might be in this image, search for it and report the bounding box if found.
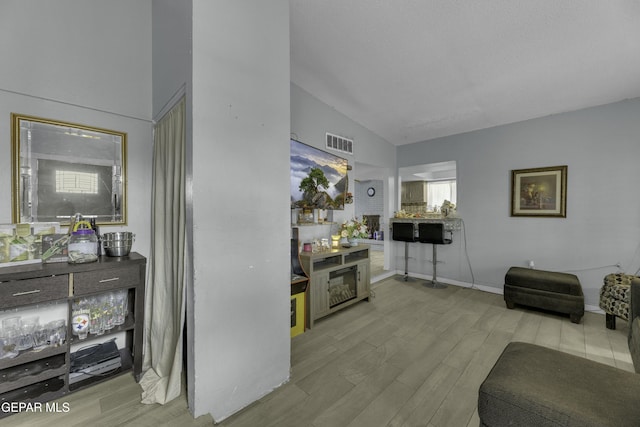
[102,232,135,257]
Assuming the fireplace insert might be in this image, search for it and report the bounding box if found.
[329,265,358,308]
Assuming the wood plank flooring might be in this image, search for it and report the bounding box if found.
[369,249,385,278]
[4,277,632,426]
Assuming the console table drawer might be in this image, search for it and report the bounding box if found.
[73,266,140,295]
[0,276,68,308]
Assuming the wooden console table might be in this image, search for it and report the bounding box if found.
[0,253,145,415]
[299,245,370,327]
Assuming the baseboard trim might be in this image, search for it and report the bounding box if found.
[390,270,603,314]
[371,271,397,285]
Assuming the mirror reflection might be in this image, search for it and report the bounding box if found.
[11,114,127,225]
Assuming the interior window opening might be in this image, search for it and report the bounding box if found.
[399,160,457,215]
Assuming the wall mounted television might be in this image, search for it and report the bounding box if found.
[290,138,348,210]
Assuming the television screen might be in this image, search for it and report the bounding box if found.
[290,139,348,210]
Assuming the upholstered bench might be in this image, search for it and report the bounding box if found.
[504,267,584,323]
[478,277,640,427]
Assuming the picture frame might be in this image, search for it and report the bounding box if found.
[11,113,127,226]
[511,165,567,217]
[290,138,348,210]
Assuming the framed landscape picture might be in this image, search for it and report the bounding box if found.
[511,165,567,217]
[290,138,348,210]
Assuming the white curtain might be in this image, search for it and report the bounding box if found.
[140,97,186,404]
[427,180,457,211]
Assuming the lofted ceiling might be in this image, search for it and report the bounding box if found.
[290,1,640,146]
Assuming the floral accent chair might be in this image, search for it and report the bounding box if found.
[600,273,635,329]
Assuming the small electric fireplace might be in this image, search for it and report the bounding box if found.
[328,265,358,308]
[299,246,371,328]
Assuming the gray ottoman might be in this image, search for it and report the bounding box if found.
[478,342,640,427]
[504,267,584,323]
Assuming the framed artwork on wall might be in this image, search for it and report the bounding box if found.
[290,138,348,210]
[511,165,567,217]
[11,113,127,225]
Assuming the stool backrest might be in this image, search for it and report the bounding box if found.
[418,222,451,244]
[392,222,415,242]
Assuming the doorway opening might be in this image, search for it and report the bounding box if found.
[354,162,393,282]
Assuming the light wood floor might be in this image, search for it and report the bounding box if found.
[4,277,632,426]
[369,249,386,278]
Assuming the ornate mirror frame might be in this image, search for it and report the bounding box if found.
[11,113,127,226]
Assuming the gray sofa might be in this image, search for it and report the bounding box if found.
[478,277,640,427]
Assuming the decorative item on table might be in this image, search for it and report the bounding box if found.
[39,319,67,348]
[331,234,341,248]
[0,314,66,357]
[297,207,314,224]
[394,210,413,218]
[68,220,98,264]
[89,217,102,256]
[1,316,21,358]
[102,232,134,257]
[0,224,15,264]
[9,223,36,262]
[67,212,83,235]
[316,209,328,223]
[30,222,61,258]
[0,222,60,269]
[71,300,90,340]
[14,316,38,351]
[41,234,70,263]
[4,223,52,264]
[308,240,323,253]
[72,290,128,339]
[395,209,439,219]
[340,217,368,247]
[440,200,457,217]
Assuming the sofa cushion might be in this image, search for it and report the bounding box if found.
[478,342,640,427]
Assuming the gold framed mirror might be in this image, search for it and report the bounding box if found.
[11,114,127,226]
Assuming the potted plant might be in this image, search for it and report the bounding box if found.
[340,217,369,246]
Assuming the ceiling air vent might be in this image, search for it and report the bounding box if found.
[326,132,353,155]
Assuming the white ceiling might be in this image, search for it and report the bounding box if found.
[290,1,640,145]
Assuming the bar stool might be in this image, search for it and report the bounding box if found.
[392,222,416,282]
[418,222,452,289]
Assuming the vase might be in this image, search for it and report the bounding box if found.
[348,238,358,247]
